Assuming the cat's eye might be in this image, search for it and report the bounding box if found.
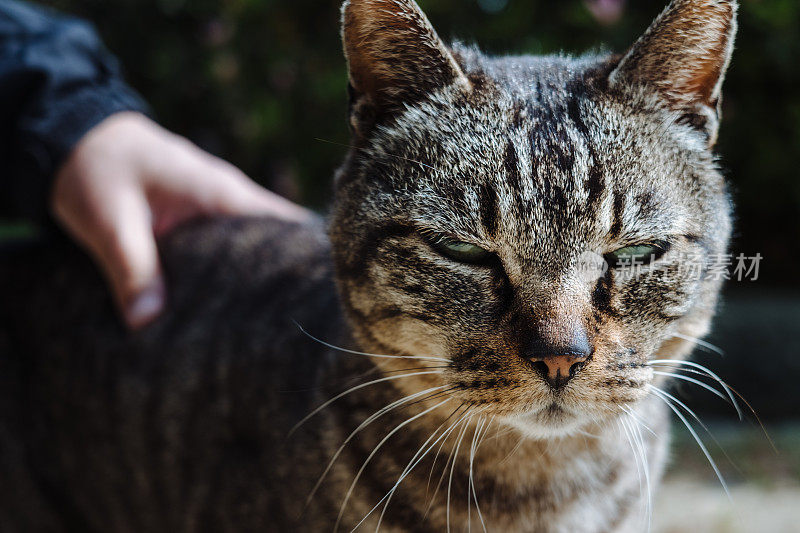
[606,241,670,268]
[429,235,492,264]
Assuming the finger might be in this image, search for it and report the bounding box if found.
[61,184,166,329]
[100,189,165,329]
[223,181,313,223]
[154,152,313,222]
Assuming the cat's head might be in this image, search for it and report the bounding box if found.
[329,0,735,437]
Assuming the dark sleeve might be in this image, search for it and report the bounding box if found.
[0,0,149,221]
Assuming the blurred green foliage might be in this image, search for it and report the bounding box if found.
[40,0,800,286]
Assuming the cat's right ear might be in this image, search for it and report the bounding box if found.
[341,0,470,135]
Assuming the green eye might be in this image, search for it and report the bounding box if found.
[606,241,670,268]
[430,236,492,264]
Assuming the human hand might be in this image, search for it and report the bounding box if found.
[52,112,310,329]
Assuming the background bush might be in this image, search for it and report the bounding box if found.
[38,0,800,288]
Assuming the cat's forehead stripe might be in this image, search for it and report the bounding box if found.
[478,182,500,238]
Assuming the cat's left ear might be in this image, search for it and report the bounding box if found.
[609,0,738,146]
[341,0,471,135]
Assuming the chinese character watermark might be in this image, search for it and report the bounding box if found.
[573,251,763,282]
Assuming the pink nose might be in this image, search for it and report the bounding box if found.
[525,319,593,389]
[528,353,590,389]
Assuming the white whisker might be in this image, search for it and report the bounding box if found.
[653,363,777,452]
[467,418,480,532]
[618,417,646,530]
[628,414,652,531]
[373,405,469,531]
[487,424,516,442]
[293,320,448,362]
[498,432,526,465]
[358,407,472,532]
[424,408,478,520]
[289,371,443,436]
[306,385,448,507]
[335,398,451,532]
[648,359,742,420]
[573,427,603,439]
[651,370,730,403]
[648,385,726,453]
[648,385,732,502]
[670,332,724,356]
[425,407,464,497]
[447,415,473,533]
[620,405,657,438]
[469,416,489,533]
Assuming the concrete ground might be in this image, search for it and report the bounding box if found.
[651,422,800,533]
[654,478,800,533]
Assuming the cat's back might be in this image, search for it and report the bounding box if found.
[0,216,343,532]
[1,214,336,339]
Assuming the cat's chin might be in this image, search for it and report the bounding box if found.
[503,403,596,439]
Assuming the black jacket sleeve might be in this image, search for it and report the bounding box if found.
[0,0,148,221]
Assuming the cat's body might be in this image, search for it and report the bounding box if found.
[0,0,738,531]
[0,218,340,531]
[0,216,663,533]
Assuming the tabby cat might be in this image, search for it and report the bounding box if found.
[0,0,737,531]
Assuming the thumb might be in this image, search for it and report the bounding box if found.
[83,188,166,329]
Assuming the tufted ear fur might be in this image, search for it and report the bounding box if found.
[341,0,470,134]
[609,0,737,146]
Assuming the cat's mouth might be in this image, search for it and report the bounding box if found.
[529,402,571,420]
[504,400,595,437]
[514,401,577,428]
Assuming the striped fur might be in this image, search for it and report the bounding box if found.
[0,1,736,531]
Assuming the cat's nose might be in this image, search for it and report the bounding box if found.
[525,322,593,390]
[528,352,590,389]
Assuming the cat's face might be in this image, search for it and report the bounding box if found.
[331,0,735,437]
